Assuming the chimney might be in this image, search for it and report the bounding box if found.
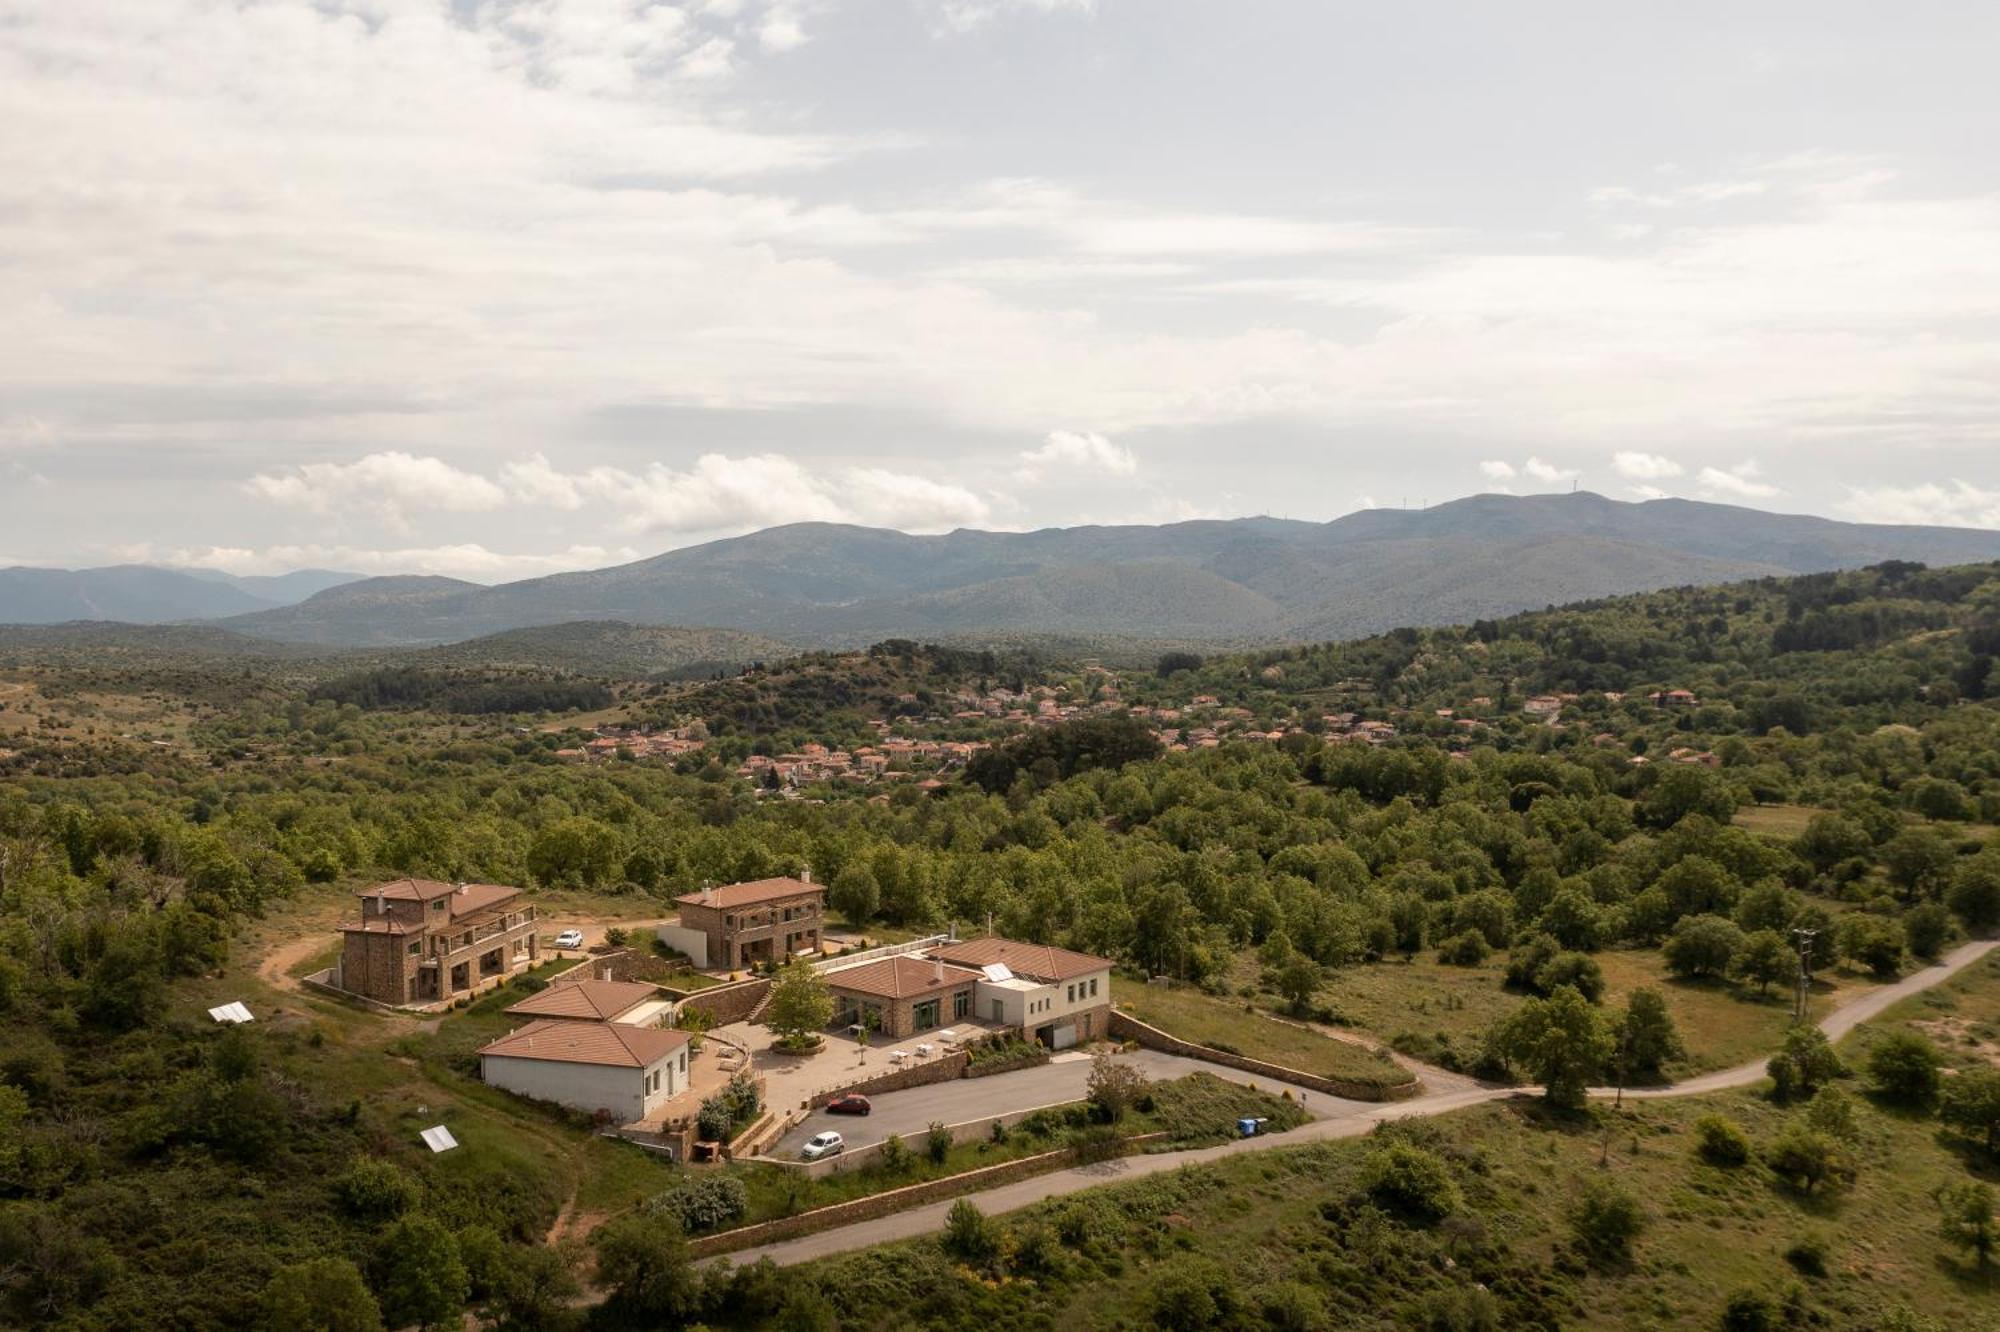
[703,880,715,905]
[933,957,944,984]
[376,890,387,916]
[455,881,467,895]
[800,866,812,885]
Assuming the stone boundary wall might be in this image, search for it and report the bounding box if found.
[679,976,773,1026]
[1108,1011,1419,1102]
[299,970,403,1016]
[963,1049,1051,1079]
[692,1130,1173,1257]
[757,1097,1102,1179]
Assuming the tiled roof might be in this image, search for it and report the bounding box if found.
[479,1019,688,1068]
[930,937,1110,983]
[674,876,822,910]
[357,879,522,920]
[824,955,982,1001]
[503,980,660,1022]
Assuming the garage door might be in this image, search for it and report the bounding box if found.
[1049,1022,1078,1051]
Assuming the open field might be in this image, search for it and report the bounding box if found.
[1736,801,1998,842]
[1110,976,1413,1087]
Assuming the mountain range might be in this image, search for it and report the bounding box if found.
[0,564,359,624]
[191,492,2000,649]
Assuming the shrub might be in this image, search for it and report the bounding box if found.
[644,1172,748,1234]
[1437,930,1491,967]
[1718,1285,1778,1332]
[1804,1085,1859,1142]
[1693,1114,1751,1167]
[1146,1260,1240,1332]
[1767,1026,1842,1103]
[941,1199,997,1264]
[1358,1140,1460,1222]
[925,1121,952,1166]
[1765,1125,1852,1195]
[1784,1231,1830,1277]
[1568,1175,1646,1265]
[603,927,627,947]
[333,1157,422,1222]
[1903,903,1954,960]
[1538,951,1606,1003]
[879,1134,911,1173]
[1940,1066,2000,1154]
[1867,1030,1942,1106]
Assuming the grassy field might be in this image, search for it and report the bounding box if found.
[1596,948,1866,1076]
[1111,976,1414,1088]
[1737,801,1997,842]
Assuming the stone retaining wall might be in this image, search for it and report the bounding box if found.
[692,1131,1172,1257]
[679,976,773,1026]
[963,1049,1052,1079]
[808,1051,969,1107]
[1108,1010,1418,1102]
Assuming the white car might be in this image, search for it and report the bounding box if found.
[800,1131,845,1161]
[553,929,585,950]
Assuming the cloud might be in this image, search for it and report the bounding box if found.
[1524,456,1577,483]
[757,8,810,52]
[1626,484,1671,500]
[1835,481,2000,529]
[503,451,991,535]
[923,0,1098,35]
[1697,461,1781,499]
[1613,450,1683,480]
[1018,430,1138,482]
[247,452,507,524]
[1477,460,1516,480]
[161,542,634,582]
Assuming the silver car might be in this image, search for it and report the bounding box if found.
[800,1131,845,1161]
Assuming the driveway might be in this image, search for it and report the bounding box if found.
[769,1047,1365,1157]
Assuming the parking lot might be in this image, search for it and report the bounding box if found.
[769,1047,1360,1158]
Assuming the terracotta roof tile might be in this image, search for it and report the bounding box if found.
[824,954,982,1001]
[930,937,1109,983]
[504,980,660,1022]
[673,876,823,910]
[478,1019,688,1068]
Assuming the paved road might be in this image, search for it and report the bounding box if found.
[715,937,1999,1269]
[771,1049,1365,1157]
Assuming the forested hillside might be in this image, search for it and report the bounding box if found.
[3,560,2000,1327]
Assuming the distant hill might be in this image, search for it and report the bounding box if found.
[208,492,2000,649]
[0,564,361,625]
[404,621,795,678]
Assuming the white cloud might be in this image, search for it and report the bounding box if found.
[500,453,587,511]
[1017,430,1138,482]
[757,8,809,52]
[1523,456,1577,483]
[1612,451,1683,480]
[1835,481,2000,529]
[247,452,507,524]
[923,0,1097,35]
[1477,460,1516,480]
[164,542,634,582]
[1697,461,1781,499]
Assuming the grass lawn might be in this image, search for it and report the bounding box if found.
[1596,948,1868,1076]
[1112,976,1413,1088]
[1318,953,1521,1066]
[1736,801,1997,843]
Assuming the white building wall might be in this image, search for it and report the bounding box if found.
[974,967,1109,1032]
[654,924,709,969]
[481,1047,687,1123]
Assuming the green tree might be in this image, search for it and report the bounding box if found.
[827,862,880,926]
[1663,914,1743,981]
[1904,902,1955,960]
[485,1243,582,1332]
[1616,988,1684,1079]
[1275,953,1322,1015]
[524,817,619,889]
[1937,1180,1998,1269]
[592,1212,696,1327]
[1940,1067,2000,1154]
[373,1215,468,1332]
[1947,851,2000,931]
[764,962,832,1048]
[1358,1140,1460,1222]
[1867,1030,1943,1107]
[1693,1114,1751,1167]
[1883,827,1957,902]
[259,1257,383,1332]
[1838,913,1905,979]
[1731,929,1795,995]
[1491,986,1613,1110]
[1767,1025,1843,1103]
[1765,1124,1851,1195]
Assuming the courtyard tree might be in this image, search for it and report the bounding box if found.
[765,962,833,1051]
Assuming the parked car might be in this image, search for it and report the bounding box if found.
[825,1094,871,1116]
[800,1131,845,1161]
[553,929,584,950]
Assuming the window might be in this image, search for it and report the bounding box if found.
[407,941,420,956]
[953,990,969,1019]
[1067,985,1075,1003]
[1090,978,1099,998]
[432,899,446,912]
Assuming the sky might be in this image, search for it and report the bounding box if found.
[3,0,2000,581]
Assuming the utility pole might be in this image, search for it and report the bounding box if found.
[1790,927,1819,1024]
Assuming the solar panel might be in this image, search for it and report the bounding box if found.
[981,963,1014,982]
[419,1125,459,1153]
[208,1001,254,1024]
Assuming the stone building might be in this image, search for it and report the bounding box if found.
[338,878,540,1006]
[671,875,824,971]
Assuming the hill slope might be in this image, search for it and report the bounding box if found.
[212,493,2000,648]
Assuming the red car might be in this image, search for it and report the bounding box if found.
[825,1094,872,1116]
